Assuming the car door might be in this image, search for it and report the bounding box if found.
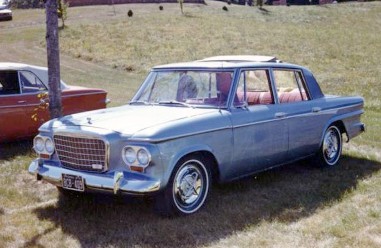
[0,70,50,141]
[0,70,30,141]
[271,69,324,160]
[228,69,288,178]
[18,70,50,135]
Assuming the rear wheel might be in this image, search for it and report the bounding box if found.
[155,155,211,216]
[315,125,342,167]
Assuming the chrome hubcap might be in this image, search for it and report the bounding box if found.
[323,128,340,163]
[174,162,204,208]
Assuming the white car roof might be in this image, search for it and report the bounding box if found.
[153,55,284,70]
[199,55,279,63]
[0,62,68,89]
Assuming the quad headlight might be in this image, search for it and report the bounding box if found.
[33,135,55,155]
[34,136,45,153]
[122,146,151,169]
[137,149,150,166]
[45,138,55,154]
[124,147,136,164]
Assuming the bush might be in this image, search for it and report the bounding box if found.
[11,0,44,9]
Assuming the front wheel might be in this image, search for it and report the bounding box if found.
[155,155,211,216]
[315,125,342,167]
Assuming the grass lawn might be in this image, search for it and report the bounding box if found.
[0,1,380,247]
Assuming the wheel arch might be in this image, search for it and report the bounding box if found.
[163,145,220,188]
[191,150,220,184]
[319,120,348,147]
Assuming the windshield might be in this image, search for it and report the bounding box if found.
[132,70,235,108]
[0,0,9,8]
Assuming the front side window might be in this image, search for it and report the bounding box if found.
[234,69,273,106]
[19,71,47,93]
[273,69,309,103]
[0,71,20,95]
[133,70,234,108]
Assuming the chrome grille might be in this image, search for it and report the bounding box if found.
[54,134,107,172]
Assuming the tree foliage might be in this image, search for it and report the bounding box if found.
[57,0,69,29]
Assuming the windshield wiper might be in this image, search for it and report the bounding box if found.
[158,100,193,108]
[129,101,150,105]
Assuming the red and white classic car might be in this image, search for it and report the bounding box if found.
[0,63,109,142]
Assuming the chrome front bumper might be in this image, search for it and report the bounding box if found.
[28,159,161,195]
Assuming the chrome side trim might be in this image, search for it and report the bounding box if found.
[129,126,232,143]
[0,103,44,109]
[129,103,363,143]
[233,104,363,129]
[61,92,106,98]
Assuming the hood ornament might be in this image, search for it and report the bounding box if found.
[87,117,92,125]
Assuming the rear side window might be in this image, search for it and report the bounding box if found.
[273,69,309,103]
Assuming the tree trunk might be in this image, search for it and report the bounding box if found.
[45,0,62,119]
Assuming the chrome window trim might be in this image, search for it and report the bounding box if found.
[18,70,48,92]
[270,68,312,103]
[133,69,237,110]
[232,67,275,108]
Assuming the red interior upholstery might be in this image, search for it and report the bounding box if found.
[259,92,273,104]
[237,91,272,105]
[237,89,307,105]
[216,73,232,97]
[279,90,306,103]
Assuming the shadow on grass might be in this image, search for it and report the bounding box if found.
[32,155,380,247]
[0,139,34,161]
[259,7,270,13]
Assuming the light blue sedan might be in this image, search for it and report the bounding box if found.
[29,56,365,216]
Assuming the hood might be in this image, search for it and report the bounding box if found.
[48,105,217,136]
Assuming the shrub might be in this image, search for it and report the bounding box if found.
[58,0,69,28]
[127,10,133,17]
[11,0,44,9]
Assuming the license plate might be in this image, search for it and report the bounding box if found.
[62,174,85,192]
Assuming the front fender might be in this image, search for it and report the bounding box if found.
[159,142,215,189]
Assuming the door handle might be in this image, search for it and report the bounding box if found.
[275,112,286,118]
[17,100,26,104]
[312,107,321,113]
